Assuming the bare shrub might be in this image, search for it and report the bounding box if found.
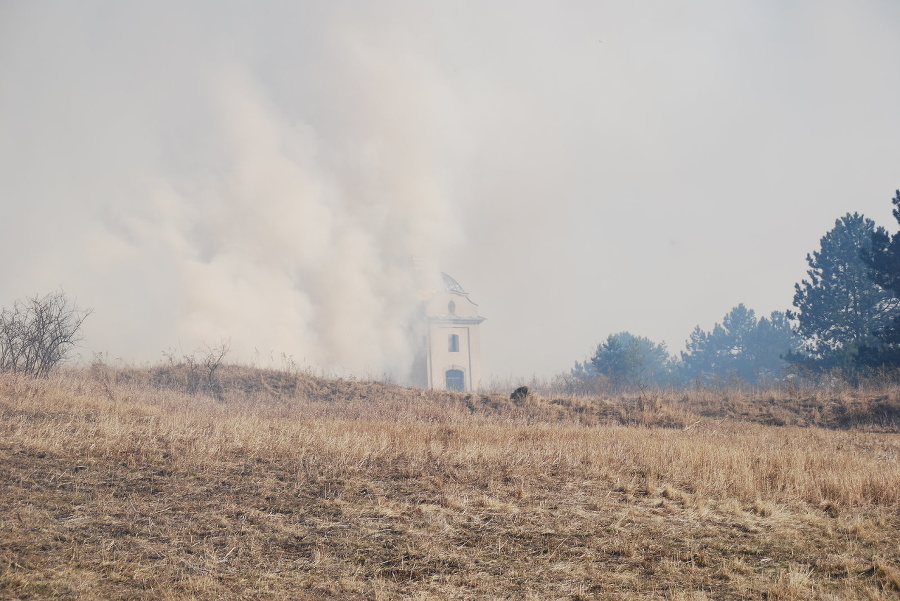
[0,291,91,378]
[159,340,231,398]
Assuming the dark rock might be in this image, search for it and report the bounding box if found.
[510,386,529,402]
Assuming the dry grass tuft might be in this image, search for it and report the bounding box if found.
[874,559,900,592]
[0,366,899,599]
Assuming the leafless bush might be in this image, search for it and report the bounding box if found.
[201,340,230,399]
[160,340,231,398]
[0,291,91,378]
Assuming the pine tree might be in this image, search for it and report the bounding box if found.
[860,191,900,366]
[583,332,673,391]
[789,212,898,370]
[682,305,800,385]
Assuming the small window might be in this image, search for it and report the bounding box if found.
[448,300,456,315]
[448,334,459,352]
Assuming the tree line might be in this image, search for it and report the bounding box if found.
[568,190,900,391]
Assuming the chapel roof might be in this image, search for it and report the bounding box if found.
[441,272,467,294]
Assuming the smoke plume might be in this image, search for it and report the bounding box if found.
[0,2,465,379]
[2,1,899,380]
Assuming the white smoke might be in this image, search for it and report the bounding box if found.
[3,1,899,381]
[0,2,465,379]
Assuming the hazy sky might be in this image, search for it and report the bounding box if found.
[2,1,899,382]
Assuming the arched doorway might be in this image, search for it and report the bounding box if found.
[445,369,465,391]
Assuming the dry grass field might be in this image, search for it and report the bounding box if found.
[2,365,900,600]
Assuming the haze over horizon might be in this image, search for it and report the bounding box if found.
[2,1,899,382]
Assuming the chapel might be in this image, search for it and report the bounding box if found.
[418,273,485,392]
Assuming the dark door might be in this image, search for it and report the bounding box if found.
[445,369,465,391]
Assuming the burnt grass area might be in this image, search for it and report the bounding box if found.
[3,439,899,600]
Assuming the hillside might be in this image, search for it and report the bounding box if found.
[1,366,899,600]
